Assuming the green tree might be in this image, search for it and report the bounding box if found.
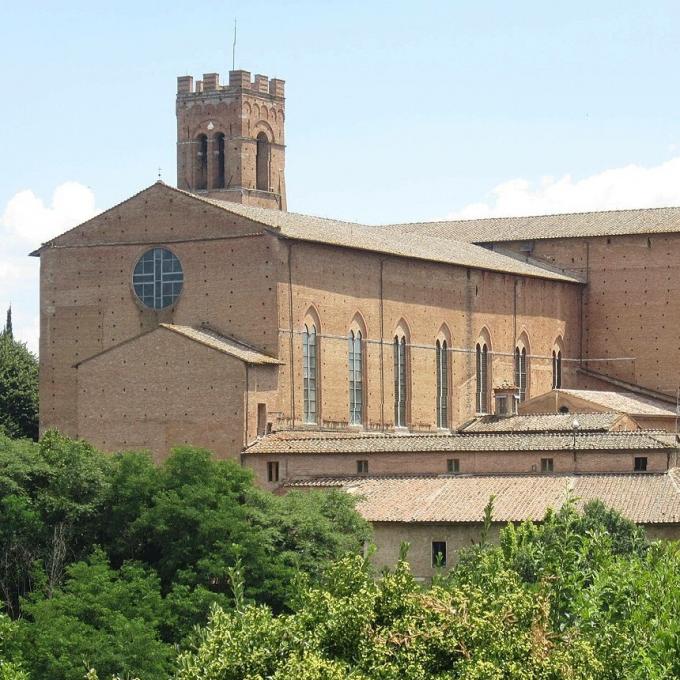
[18,549,172,680]
[0,432,113,615]
[0,328,38,441]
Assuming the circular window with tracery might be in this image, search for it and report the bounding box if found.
[132,247,183,310]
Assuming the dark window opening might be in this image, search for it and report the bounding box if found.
[447,458,460,474]
[552,350,562,389]
[559,406,569,414]
[256,132,270,191]
[357,459,369,475]
[257,403,267,437]
[195,134,208,190]
[215,132,226,189]
[541,458,554,472]
[432,541,447,568]
[267,461,279,483]
[634,456,648,472]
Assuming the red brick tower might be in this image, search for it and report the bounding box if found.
[176,70,286,210]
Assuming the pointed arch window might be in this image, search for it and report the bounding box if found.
[476,343,489,414]
[394,336,408,427]
[436,340,449,428]
[348,330,363,425]
[552,350,562,389]
[302,324,318,423]
[514,346,528,402]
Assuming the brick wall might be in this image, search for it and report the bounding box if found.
[245,448,672,490]
[497,233,680,396]
[39,183,280,439]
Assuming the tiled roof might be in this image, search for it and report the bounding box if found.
[160,324,281,365]
[245,429,672,455]
[556,389,677,417]
[460,413,622,433]
[193,192,582,283]
[285,470,680,524]
[385,205,680,244]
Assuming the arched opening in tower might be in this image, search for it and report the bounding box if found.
[195,134,208,190]
[215,133,226,189]
[256,132,270,191]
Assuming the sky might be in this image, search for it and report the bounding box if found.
[3,0,680,352]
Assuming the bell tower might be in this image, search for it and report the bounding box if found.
[176,69,286,210]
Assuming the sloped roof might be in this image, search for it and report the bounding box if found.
[245,429,671,455]
[385,205,680,244]
[197,194,581,282]
[460,413,623,434]
[556,389,677,417]
[159,325,281,365]
[30,182,581,282]
[286,470,680,524]
[76,324,281,368]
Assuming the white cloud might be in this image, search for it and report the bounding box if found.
[0,182,97,353]
[3,182,97,244]
[451,156,680,219]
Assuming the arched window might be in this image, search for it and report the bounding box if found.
[348,330,363,425]
[514,346,528,402]
[476,342,489,414]
[302,323,318,424]
[256,132,270,191]
[214,132,226,189]
[436,339,449,428]
[394,335,408,427]
[552,349,563,389]
[195,134,208,190]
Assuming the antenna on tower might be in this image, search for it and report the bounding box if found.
[232,18,237,71]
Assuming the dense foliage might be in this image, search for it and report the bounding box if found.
[0,432,371,679]
[176,502,680,680]
[0,315,38,440]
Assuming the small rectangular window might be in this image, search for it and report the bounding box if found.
[541,458,554,472]
[432,541,447,568]
[267,461,279,483]
[257,403,267,437]
[634,456,648,472]
[447,458,460,473]
[357,459,369,475]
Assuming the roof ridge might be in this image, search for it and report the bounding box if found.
[382,204,680,229]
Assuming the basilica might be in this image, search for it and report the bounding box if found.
[33,68,680,576]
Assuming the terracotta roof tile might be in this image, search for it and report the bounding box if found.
[160,324,281,365]
[556,389,677,417]
[460,413,622,433]
[195,193,582,283]
[385,205,680,243]
[245,430,672,455]
[286,470,680,524]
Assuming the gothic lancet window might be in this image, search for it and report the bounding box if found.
[476,342,489,414]
[514,346,528,402]
[552,349,563,389]
[394,335,408,427]
[302,324,318,424]
[436,339,449,428]
[348,330,363,425]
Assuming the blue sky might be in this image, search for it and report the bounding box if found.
[3,1,680,350]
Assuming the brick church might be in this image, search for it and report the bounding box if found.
[33,68,680,576]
